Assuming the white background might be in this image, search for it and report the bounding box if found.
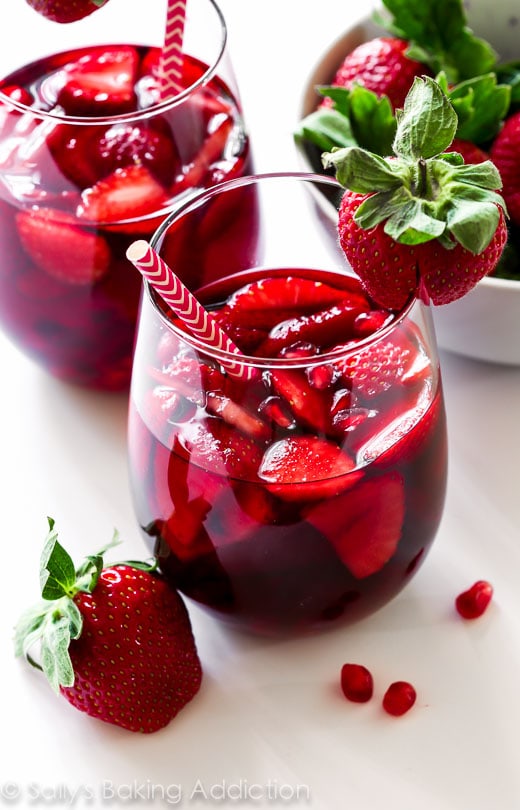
[1,1,520,809]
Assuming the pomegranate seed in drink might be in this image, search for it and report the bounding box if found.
[340,663,374,703]
[382,681,417,716]
[455,580,494,619]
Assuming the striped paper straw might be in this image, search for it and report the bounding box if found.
[159,0,187,99]
[127,240,258,381]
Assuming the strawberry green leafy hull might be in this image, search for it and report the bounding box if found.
[14,520,202,733]
[296,0,520,282]
[323,77,508,309]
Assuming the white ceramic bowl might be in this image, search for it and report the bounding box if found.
[297,7,520,365]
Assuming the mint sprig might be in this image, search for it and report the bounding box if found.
[323,77,506,252]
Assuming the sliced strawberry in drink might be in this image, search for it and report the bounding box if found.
[48,120,180,190]
[180,419,264,482]
[16,207,111,284]
[225,275,356,318]
[173,117,234,192]
[77,164,168,225]
[270,368,332,435]
[258,436,361,501]
[305,472,405,578]
[56,46,139,116]
[257,298,368,357]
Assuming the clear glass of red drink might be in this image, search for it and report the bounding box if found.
[128,173,448,635]
[0,0,250,389]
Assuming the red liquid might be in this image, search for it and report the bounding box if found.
[0,45,251,389]
[128,268,448,635]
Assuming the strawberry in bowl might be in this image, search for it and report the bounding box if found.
[296,0,520,364]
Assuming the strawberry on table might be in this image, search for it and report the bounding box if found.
[25,0,109,23]
[323,77,508,309]
[14,519,202,733]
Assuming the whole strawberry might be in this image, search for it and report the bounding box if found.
[14,519,202,733]
[25,0,109,23]
[323,77,507,309]
[327,37,428,111]
[490,111,520,227]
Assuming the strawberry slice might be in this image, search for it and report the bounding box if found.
[172,117,233,192]
[305,472,405,578]
[225,275,358,318]
[180,419,263,482]
[270,368,332,435]
[258,436,361,501]
[48,120,180,190]
[16,207,110,285]
[257,298,368,357]
[77,164,168,225]
[56,46,139,116]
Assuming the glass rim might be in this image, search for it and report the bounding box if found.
[0,0,228,126]
[145,171,419,370]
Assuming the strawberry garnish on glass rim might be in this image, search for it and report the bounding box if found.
[14,519,202,733]
[323,76,508,309]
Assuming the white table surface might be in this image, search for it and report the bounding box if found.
[1,1,520,809]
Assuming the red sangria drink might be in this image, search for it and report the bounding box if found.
[0,0,250,389]
[128,174,448,635]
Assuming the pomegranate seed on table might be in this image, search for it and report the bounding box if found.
[455,580,494,619]
[341,663,374,703]
[382,681,417,716]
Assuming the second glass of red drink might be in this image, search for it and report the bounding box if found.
[127,173,448,636]
[0,0,251,389]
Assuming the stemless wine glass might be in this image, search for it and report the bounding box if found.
[128,172,448,636]
[0,0,250,389]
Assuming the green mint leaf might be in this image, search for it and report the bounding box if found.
[322,147,403,192]
[446,200,500,253]
[393,77,457,160]
[40,526,77,601]
[295,108,357,152]
[448,74,511,143]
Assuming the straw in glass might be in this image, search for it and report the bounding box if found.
[126,240,258,381]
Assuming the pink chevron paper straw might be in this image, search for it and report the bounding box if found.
[159,0,187,100]
[127,240,258,381]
